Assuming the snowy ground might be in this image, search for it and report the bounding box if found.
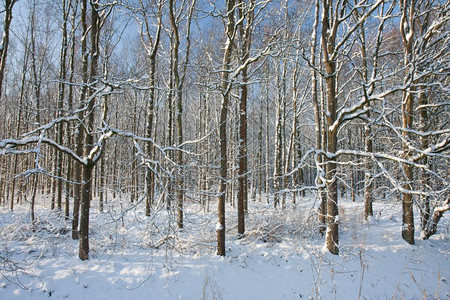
[0,194,448,300]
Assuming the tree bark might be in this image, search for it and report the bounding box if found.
[237,0,254,236]
[400,0,416,245]
[79,0,100,260]
[217,0,235,256]
[73,0,89,240]
[142,0,162,217]
[56,0,70,213]
[0,0,15,101]
[321,0,339,255]
[310,0,326,234]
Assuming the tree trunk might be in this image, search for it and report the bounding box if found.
[169,0,183,229]
[322,0,339,254]
[217,0,235,256]
[79,0,100,260]
[142,0,162,217]
[237,0,254,235]
[400,0,416,245]
[56,0,69,213]
[99,155,105,212]
[237,67,248,235]
[79,163,93,260]
[364,123,373,219]
[265,82,270,204]
[0,0,15,101]
[273,62,286,209]
[310,0,326,234]
[73,0,89,240]
[65,0,77,220]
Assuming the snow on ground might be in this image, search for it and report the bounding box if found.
[0,194,448,299]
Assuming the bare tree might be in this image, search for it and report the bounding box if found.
[355,2,394,219]
[135,0,163,217]
[216,0,236,256]
[168,0,196,229]
[399,0,416,245]
[72,0,88,240]
[309,0,326,234]
[79,0,113,260]
[237,0,255,236]
[397,0,449,240]
[318,0,384,254]
[55,0,73,213]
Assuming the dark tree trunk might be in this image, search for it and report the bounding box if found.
[217,0,235,256]
[79,0,100,260]
[0,0,15,101]
[237,0,254,235]
[79,163,93,260]
[322,0,339,254]
[142,1,162,217]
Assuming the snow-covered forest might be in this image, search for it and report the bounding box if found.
[0,0,448,299]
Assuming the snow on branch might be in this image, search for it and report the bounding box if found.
[331,0,385,62]
[0,136,86,165]
[23,115,80,138]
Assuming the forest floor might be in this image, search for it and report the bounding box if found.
[0,194,448,299]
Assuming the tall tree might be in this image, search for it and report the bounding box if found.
[397,0,450,240]
[79,0,113,260]
[399,0,416,245]
[309,0,326,234]
[273,58,286,209]
[237,0,255,236]
[356,2,393,220]
[217,0,236,256]
[65,0,78,220]
[78,0,101,260]
[56,0,72,212]
[320,0,341,254]
[138,0,163,217]
[319,0,383,254]
[72,0,89,240]
[168,0,196,229]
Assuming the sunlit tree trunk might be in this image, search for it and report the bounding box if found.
[140,0,163,217]
[310,0,326,234]
[79,0,101,260]
[217,0,236,256]
[73,0,89,240]
[399,0,415,245]
[321,0,339,255]
[28,0,42,217]
[273,60,286,209]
